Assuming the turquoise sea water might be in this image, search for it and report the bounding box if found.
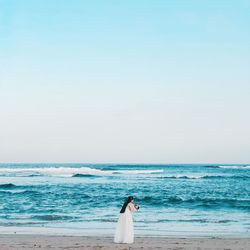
[0,164,249,236]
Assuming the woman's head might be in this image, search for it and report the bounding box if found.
[120,196,134,213]
[127,196,134,203]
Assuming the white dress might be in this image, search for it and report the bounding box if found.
[114,204,135,244]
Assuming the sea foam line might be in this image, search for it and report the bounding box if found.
[218,165,250,169]
[0,167,163,176]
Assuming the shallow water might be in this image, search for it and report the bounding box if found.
[0,163,249,236]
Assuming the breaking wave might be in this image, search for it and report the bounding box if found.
[217,165,250,169]
[156,174,250,179]
[0,167,163,177]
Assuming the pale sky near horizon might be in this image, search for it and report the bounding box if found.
[0,0,249,163]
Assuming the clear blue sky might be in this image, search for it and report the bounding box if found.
[0,0,249,163]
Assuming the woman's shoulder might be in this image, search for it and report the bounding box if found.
[127,202,137,212]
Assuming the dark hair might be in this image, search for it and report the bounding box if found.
[120,196,133,213]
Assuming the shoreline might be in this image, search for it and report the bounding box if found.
[0,234,249,250]
[1,226,249,238]
[1,225,250,238]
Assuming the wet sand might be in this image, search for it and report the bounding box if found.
[0,235,249,250]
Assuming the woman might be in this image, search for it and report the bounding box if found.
[114,196,139,244]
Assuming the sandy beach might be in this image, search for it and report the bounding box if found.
[0,235,249,250]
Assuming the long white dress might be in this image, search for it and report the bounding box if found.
[114,204,135,244]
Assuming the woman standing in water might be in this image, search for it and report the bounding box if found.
[114,196,139,244]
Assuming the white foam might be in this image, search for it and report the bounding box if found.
[113,170,163,174]
[0,167,106,176]
[0,167,163,177]
[218,165,250,169]
[164,174,221,179]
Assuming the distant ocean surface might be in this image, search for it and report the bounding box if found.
[0,164,250,236]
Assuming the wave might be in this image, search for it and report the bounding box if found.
[0,190,39,196]
[217,165,250,169]
[0,222,45,226]
[203,165,220,168]
[136,196,250,209]
[156,174,250,180]
[202,165,250,169]
[112,170,163,174]
[72,174,101,178]
[103,164,161,169]
[31,214,77,221]
[0,167,163,177]
[61,217,236,224]
[0,183,17,189]
[0,167,104,176]
[157,175,210,179]
[156,219,234,223]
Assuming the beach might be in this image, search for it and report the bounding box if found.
[2,0,249,248]
[0,164,249,249]
[0,235,249,250]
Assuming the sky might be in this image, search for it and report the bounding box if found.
[0,0,249,163]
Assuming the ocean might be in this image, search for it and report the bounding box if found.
[0,164,249,236]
